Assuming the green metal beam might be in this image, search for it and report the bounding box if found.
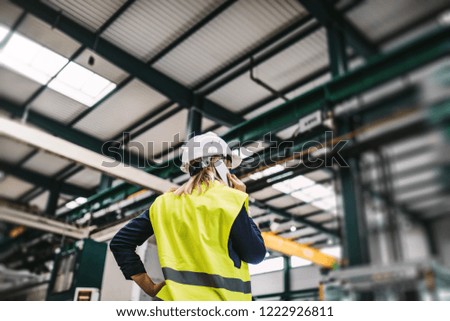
[297,0,378,58]
[12,0,243,128]
[63,26,450,221]
[0,97,146,167]
[45,186,60,216]
[0,98,103,152]
[0,160,92,198]
[186,106,203,139]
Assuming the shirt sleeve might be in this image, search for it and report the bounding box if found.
[229,205,266,267]
[109,210,154,280]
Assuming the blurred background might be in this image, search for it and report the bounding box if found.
[0,0,449,300]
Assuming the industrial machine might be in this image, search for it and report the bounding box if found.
[46,239,107,301]
[321,260,450,300]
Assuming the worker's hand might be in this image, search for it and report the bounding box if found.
[131,273,165,297]
[228,173,246,193]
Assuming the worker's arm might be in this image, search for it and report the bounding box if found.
[227,174,267,266]
[109,211,153,280]
[229,205,267,267]
[131,273,165,297]
[110,210,165,297]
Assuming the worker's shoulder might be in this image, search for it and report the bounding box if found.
[150,192,176,206]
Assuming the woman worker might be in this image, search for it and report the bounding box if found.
[110,132,266,300]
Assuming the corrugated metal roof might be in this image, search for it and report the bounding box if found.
[42,0,128,32]
[266,195,303,208]
[0,137,34,163]
[153,0,306,86]
[102,0,223,61]
[73,79,169,140]
[30,88,88,124]
[207,29,328,112]
[249,205,266,216]
[17,15,81,58]
[261,30,328,86]
[0,67,42,105]
[65,168,101,188]
[129,109,188,157]
[22,151,72,176]
[304,169,333,182]
[244,98,285,119]
[127,103,179,137]
[288,204,321,216]
[207,74,273,112]
[251,186,281,200]
[0,1,24,27]
[347,0,449,42]
[306,213,335,223]
[74,49,129,83]
[0,176,34,199]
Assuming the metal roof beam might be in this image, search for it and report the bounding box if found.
[0,160,92,198]
[297,0,378,58]
[12,0,243,127]
[0,98,147,167]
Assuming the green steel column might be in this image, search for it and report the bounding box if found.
[327,26,370,266]
[98,174,113,192]
[186,106,203,139]
[45,185,60,216]
[282,256,291,301]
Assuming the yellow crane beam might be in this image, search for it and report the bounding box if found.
[262,232,339,269]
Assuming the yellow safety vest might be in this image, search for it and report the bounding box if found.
[150,180,252,301]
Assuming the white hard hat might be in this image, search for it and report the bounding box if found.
[180,132,241,174]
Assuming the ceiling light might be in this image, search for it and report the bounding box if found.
[439,10,450,25]
[65,197,88,209]
[75,197,87,204]
[290,225,297,232]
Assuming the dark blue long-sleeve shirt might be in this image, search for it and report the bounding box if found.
[110,205,266,280]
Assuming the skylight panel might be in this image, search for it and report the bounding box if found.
[0,28,116,107]
[272,175,315,194]
[249,164,284,180]
[0,25,9,42]
[0,32,68,84]
[48,61,116,107]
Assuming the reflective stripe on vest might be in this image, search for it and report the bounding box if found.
[162,267,251,294]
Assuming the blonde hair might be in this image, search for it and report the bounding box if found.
[171,156,229,196]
